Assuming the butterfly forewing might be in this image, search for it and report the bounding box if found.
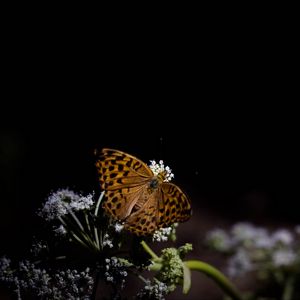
[95,148,153,191]
[96,149,152,190]
[95,148,154,221]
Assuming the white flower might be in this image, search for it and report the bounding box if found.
[149,160,174,182]
[153,226,173,242]
[114,222,124,233]
[30,241,48,256]
[271,229,293,246]
[0,256,94,299]
[227,249,254,277]
[231,222,258,242]
[38,189,95,221]
[69,194,94,211]
[104,257,128,287]
[137,279,169,300]
[253,234,274,249]
[0,256,14,285]
[0,256,11,271]
[206,228,232,251]
[272,249,297,266]
[38,189,73,220]
[102,234,113,248]
[54,225,67,236]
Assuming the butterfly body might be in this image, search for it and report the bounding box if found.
[149,178,159,189]
[95,148,191,236]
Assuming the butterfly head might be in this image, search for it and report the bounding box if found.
[149,171,167,189]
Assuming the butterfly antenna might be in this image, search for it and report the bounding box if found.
[159,136,164,160]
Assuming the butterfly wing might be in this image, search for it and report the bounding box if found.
[95,148,154,220]
[125,183,192,236]
[124,188,162,235]
[157,182,192,228]
[95,148,153,190]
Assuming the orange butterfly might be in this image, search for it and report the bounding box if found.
[95,148,191,236]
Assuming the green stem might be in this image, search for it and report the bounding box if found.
[94,192,104,250]
[148,262,163,271]
[55,256,66,260]
[85,213,91,233]
[282,276,294,300]
[84,213,100,250]
[59,216,97,251]
[95,191,105,216]
[138,275,149,284]
[68,209,84,231]
[94,226,100,250]
[140,240,159,260]
[70,231,91,249]
[184,260,243,300]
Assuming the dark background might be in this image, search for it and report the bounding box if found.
[0,17,299,299]
[1,104,299,300]
[1,101,299,256]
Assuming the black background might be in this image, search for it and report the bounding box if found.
[0,15,299,273]
[1,96,299,257]
[0,35,299,300]
[0,8,299,300]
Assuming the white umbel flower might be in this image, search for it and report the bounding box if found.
[271,229,293,245]
[152,226,173,242]
[272,249,297,266]
[149,160,174,182]
[114,222,124,233]
[38,189,95,221]
[102,234,113,248]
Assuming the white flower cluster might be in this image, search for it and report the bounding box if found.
[272,249,297,267]
[114,222,124,233]
[205,229,232,252]
[38,189,94,221]
[206,223,300,279]
[0,257,94,300]
[153,226,173,242]
[30,240,48,256]
[52,268,94,299]
[102,233,114,248]
[54,224,67,236]
[149,160,174,182]
[227,248,254,277]
[0,257,12,282]
[136,279,169,300]
[104,257,128,288]
[207,223,299,253]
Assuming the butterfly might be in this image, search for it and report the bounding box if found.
[95,148,191,236]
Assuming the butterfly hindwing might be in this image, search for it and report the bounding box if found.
[102,185,146,220]
[158,182,192,227]
[124,189,161,235]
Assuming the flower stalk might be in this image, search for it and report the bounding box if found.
[184,260,243,300]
